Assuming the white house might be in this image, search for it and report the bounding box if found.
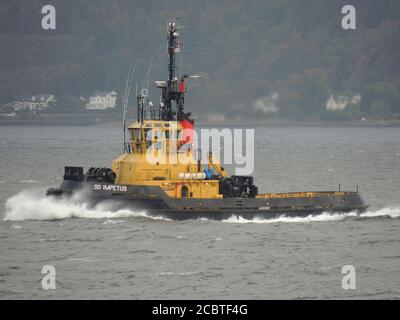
[86,91,118,110]
[0,106,16,117]
[11,94,57,111]
[326,94,361,111]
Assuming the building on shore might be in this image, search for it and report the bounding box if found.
[85,91,118,110]
[0,106,16,117]
[6,94,57,112]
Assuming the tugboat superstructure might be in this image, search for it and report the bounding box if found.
[47,20,368,219]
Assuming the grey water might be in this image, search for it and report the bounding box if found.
[0,125,399,299]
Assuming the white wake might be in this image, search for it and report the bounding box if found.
[220,207,400,224]
[3,189,170,222]
[3,189,400,223]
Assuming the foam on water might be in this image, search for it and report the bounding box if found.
[19,180,38,184]
[221,212,357,224]
[103,219,125,225]
[158,271,198,276]
[3,189,171,222]
[3,189,400,223]
[220,207,400,224]
[359,207,400,219]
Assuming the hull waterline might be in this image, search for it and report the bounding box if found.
[46,182,368,221]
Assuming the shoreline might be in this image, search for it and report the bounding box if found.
[1,117,400,128]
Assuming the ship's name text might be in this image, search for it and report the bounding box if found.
[93,184,128,192]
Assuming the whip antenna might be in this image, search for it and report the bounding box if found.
[122,57,138,153]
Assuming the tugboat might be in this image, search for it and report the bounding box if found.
[47,20,368,220]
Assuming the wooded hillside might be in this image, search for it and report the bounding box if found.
[0,0,399,121]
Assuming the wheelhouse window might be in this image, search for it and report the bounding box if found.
[134,128,141,140]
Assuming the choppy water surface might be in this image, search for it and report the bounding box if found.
[0,125,399,299]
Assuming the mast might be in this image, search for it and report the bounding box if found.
[154,20,199,123]
[160,19,184,121]
[166,20,177,120]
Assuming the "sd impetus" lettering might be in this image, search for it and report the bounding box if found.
[93,184,127,192]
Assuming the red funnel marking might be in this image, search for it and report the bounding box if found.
[179,119,194,145]
[179,80,185,93]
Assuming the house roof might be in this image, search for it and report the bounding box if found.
[92,91,117,97]
[14,94,55,101]
[0,106,15,113]
[35,93,52,96]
